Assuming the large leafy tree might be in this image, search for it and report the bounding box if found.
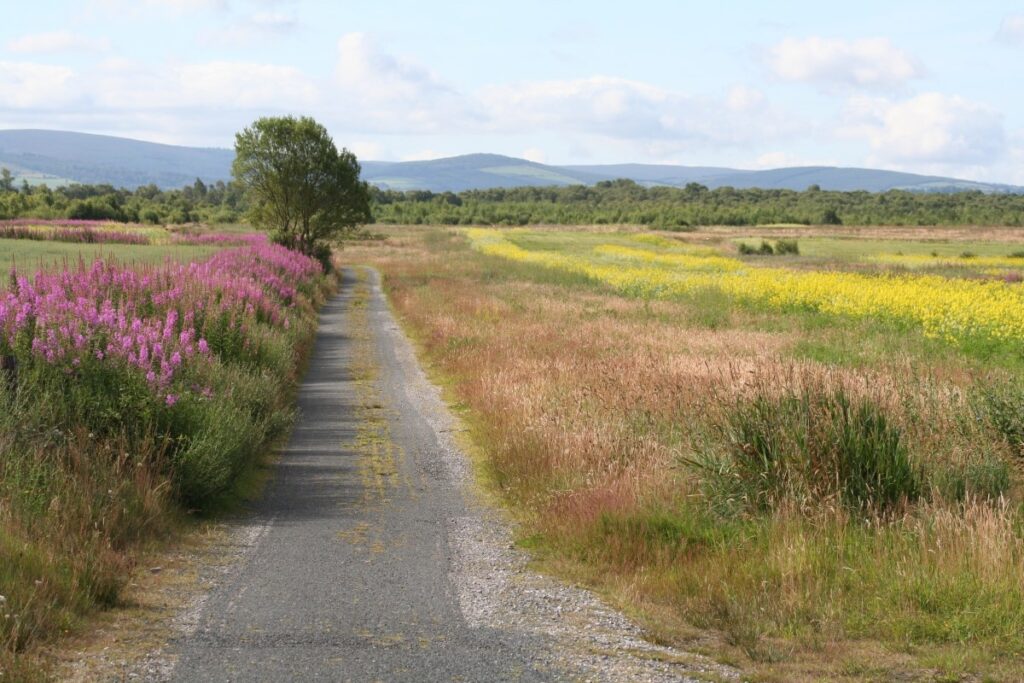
[232,116,371,254]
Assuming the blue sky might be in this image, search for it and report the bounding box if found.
[1,0,1022,182]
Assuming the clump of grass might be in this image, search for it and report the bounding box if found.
[692,386,919,514]
[976,379,1024,458]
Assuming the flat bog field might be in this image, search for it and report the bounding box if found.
[347,225,1024,681]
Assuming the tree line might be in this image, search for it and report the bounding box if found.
[0,166,247,224]
[371,179,1024,227]
[5,167,1024,229]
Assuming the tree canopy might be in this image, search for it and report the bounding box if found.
[232,116,371,253]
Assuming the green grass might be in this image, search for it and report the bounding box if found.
[0,238,219,275]
[731,236,1023,260]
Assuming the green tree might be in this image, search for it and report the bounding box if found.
[0,168,13,193]
[232,116,371,254]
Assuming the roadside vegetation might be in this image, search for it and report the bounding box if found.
[348,225,1024,681]
[0,237,331,679]
[0,115,371,679]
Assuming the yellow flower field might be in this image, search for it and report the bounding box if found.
[467,228,1024,345]
[870,252,1024,270]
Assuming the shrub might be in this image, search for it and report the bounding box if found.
[757,241,775,256]
[775,239,800,255]
[821,208,842,225]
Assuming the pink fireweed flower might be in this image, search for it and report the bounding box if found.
[0,243,321,400]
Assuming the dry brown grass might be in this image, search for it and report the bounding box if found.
[347,227,1024,681]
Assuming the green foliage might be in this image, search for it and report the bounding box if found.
[371,182,1024,227]
[233,116,371,253]
[977,380,1024,458]
[737,239,799,256]
[775,238,800,255]
[932,458,1011,502]
[821,207,842,225]
[693,387,921,513]
[0,174,245,224]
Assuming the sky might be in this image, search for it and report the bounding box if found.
[1,0,1023,182]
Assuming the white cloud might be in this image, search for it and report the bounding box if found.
[200,10,298,45]
[478,77,798,149]
[337,32,451,103]
[725,85,765,111]
[88,0,227,13]
[0,61,79,108]
[996,14,1024,44]
[347,141,385,160]
[333,33,472,132]
[753,151,798,168]
[842,92,1005,167]
[6,31,111,54]
[521,148,546,163]
[176,61,316,108]
[401,149,444,161]
[769,37,922,89]
[85,59,317,110]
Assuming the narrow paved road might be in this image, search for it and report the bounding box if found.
[170,268,553,681]
[165,267,729,683]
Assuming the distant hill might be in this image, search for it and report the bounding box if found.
[1,129,1020,194]
[0,130,233,189]
[367,155,1023,194]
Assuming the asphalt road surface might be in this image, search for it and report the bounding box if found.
[166,267,728,683]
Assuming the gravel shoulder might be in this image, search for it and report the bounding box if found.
[56,266,738,682]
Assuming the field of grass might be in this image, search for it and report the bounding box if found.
[0,237,219,275]
[349,225,1024,682]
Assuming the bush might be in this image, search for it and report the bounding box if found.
[821,208,842,225]
[758,241,775,256]
[310,241,334,273]
[775,239,800,255]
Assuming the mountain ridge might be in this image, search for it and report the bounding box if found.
[1,129,1019,194]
